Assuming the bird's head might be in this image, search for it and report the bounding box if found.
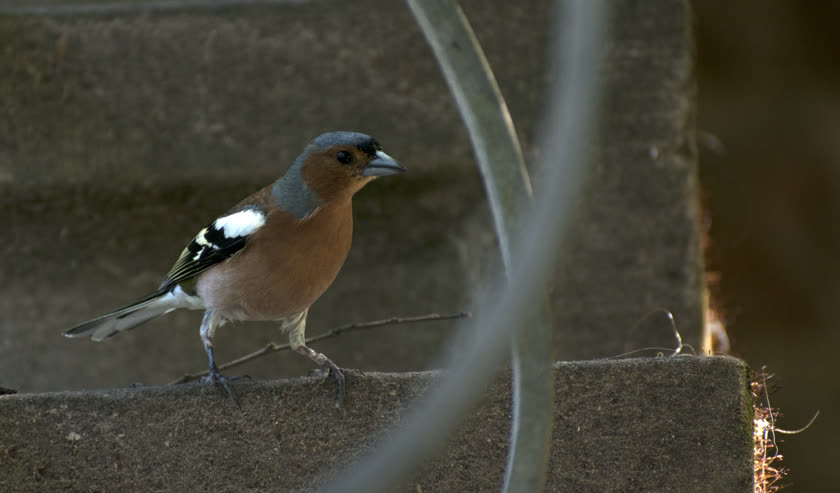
[297,131,405,202]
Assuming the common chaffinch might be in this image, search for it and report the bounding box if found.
[65,131,405,406]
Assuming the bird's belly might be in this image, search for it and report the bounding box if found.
[194,199,355,322]
[196,252,346,321]
[195,217,352,321]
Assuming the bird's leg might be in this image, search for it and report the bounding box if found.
[295,345,364,409]
[295,345,347,406]
[202,339,239,405]
[199,310,239,406]
[285,312,360,408]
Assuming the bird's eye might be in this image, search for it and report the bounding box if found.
[336,151,353,164]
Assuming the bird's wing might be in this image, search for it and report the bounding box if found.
[159,205,267,290]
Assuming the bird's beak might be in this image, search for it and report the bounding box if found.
[362,150,406,177]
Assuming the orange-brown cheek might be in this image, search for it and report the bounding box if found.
[302,162,350,199]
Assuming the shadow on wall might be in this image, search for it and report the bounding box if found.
[694,1,840,491]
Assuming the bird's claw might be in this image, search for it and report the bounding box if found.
[308,365,363,408]
[308,366,363,379]
[201,367,240,407]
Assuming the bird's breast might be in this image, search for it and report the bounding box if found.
[195,202,354,321]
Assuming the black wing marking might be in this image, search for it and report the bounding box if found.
[159,206,266,290]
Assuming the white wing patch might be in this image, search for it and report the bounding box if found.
[160,207,266,290]
[213,209,266,238]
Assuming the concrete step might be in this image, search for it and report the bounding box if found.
[0,356,754,492]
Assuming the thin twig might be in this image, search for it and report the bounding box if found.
[759,368,820,436]
[773,410,820,434]
[608,308,697,359]
[169,312,470,385]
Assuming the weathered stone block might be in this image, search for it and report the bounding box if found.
[0,357,754,492]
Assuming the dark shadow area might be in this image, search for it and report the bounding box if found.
[694,2,840,490]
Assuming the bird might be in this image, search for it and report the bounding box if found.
[65,131,405,407]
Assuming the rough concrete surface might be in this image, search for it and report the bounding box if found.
[0,357,754,492]
[1,0,702,397]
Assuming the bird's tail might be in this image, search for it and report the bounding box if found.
[64,290,177,342]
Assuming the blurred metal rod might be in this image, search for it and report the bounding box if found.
[403,1,553,491]
[319,1,606,492]
[406,0,532,271]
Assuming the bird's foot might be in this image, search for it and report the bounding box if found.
[201,366,241,407]
[308,366,364,378]
[308,365,363,408]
